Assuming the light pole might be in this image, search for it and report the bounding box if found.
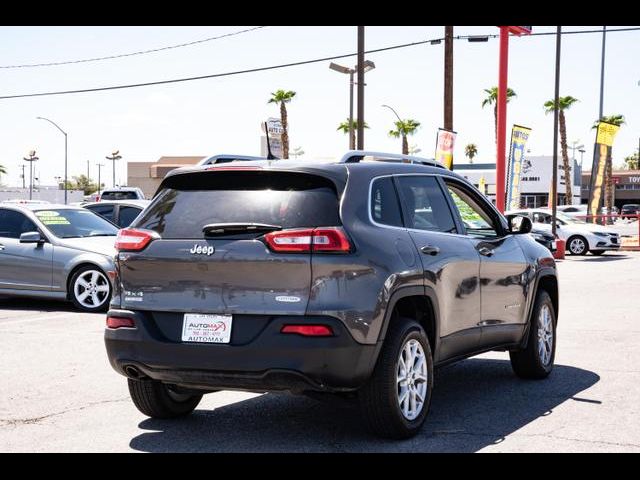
[329,59,375,149]
[96,163,104,197]
[105,150,122,188]
[382,104,406,153]
[36,116,68,204]
[22,150,39,200]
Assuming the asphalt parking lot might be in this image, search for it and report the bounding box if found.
[1,252,639,452]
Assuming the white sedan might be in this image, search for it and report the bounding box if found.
[506,208,620,256]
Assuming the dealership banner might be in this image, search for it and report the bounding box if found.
[435,128,456,170]
[505,125,532,210]
[587,121,620,219]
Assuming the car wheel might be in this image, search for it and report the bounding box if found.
[128,378,202,418]
[510,290,556,379]
[69,265,111,312]
[567,235,588,255]
[358,315,433,439]
[590,250,605,256]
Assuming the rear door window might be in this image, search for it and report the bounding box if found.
[86,204,115,222]
[118,206,142,227]
[134,172,341,239]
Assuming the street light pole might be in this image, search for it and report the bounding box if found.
[22,151,39,200]
[382,104,406,153]
[96,163,104,196]
[356,26,365,150]
[36,116,68,204]
[105,151,122,188]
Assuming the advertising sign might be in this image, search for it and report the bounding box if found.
[435,128,456,170]
[587,121,620,219]
[505,125,532,210]
[262,117,283,158]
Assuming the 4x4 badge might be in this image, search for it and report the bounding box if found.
[189,244,215,255]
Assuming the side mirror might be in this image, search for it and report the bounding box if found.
[19,231,45,244]
[505,214,532,234]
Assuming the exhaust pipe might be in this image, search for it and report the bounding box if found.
[124,365,145,379]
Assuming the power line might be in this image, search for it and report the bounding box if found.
[0,26,266,69]
[2,26,639,101]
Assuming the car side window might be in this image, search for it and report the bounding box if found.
[396,176,457,233]
[118,207,142,228]
[370,177,403,227]
[0,209,38,239]
[87,205,115,221]
[444,182,500,238]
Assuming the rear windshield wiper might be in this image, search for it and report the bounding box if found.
[202,223,282,236]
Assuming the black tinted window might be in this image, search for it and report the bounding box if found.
[86,205,115,220]
[371,177,402,227]
[118,206,142,227]
[135,172,341,239]
[396,176,457,233]
[0,209,38,239]
[101,191,138,200]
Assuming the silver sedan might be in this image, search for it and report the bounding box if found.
[0,203,118,312]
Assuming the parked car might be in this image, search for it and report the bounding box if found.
[105,151,559,439]
[506,208,620,256]
[0,204,118,311]
[98,187,146,201]
[1,199,50,205]
[83,200,151,228]
[530,226,557,253]
[556,204,588,218]
[621,203,640,220]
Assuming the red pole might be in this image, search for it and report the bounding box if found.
[496,26,509,213]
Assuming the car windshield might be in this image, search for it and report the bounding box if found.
[34,209,119,238]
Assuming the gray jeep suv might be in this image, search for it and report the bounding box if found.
[104,151,559,439]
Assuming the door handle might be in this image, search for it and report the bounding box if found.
[477,246,494,257]
[420,245,440,256]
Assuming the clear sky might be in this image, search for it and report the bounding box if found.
[0,26,638,188]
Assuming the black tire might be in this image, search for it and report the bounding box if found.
[510,290,556,379]
[69,265,112,312]
[358,316,434,439]
[567,235,589,256]
[590,250,605,256]
[128,378,202,419]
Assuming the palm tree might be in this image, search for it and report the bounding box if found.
[465,144,478,163]
[388,119,421,155]
[544,96,579,205]
[624,152,638,170]
[337,119,369,149]
[268,89,296,159]
[482,87,517,145]
[592,114,626,215]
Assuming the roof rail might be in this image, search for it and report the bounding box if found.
[338,150,444,168]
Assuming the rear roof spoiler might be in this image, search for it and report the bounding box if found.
[339,150,444,168]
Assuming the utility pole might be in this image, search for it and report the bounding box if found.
[96,163,104,195]
[356,26,365,150]
[444,26,454,131]
[551,26,562,238]
[20,165,26,188]
[87,160,90,181]
[22,150,39,201]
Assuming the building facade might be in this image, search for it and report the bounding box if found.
[454,156,582,207]
[128,156,205,198]
[580,170,640,208]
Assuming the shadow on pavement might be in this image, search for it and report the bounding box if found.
[129,359,599,453]
[0,297,78,313]
[579,254,630,262]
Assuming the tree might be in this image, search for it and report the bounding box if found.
[72,174,98,196]
[623,152,639,170]
[388,119,421,155]
[544,96,579,204]
[337,119,368,149]
[482,86,516,145]
[592,115,626,214]
[465,143,478,163]
[268,89,296,159]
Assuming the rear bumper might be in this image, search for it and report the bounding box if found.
[104,309,378,393]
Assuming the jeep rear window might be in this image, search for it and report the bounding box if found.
[133,171,341,238]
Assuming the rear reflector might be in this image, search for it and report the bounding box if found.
[115,228,156,252]
[281,325,334,336]
[106,316,135,329]
[264,227,351,253]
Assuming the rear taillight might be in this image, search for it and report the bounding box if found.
[106,316,135,329]
[263,227,351,253]
[115,228,156,252]
[281,324,334,336]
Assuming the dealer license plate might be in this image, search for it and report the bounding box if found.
[182,314,232,344]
